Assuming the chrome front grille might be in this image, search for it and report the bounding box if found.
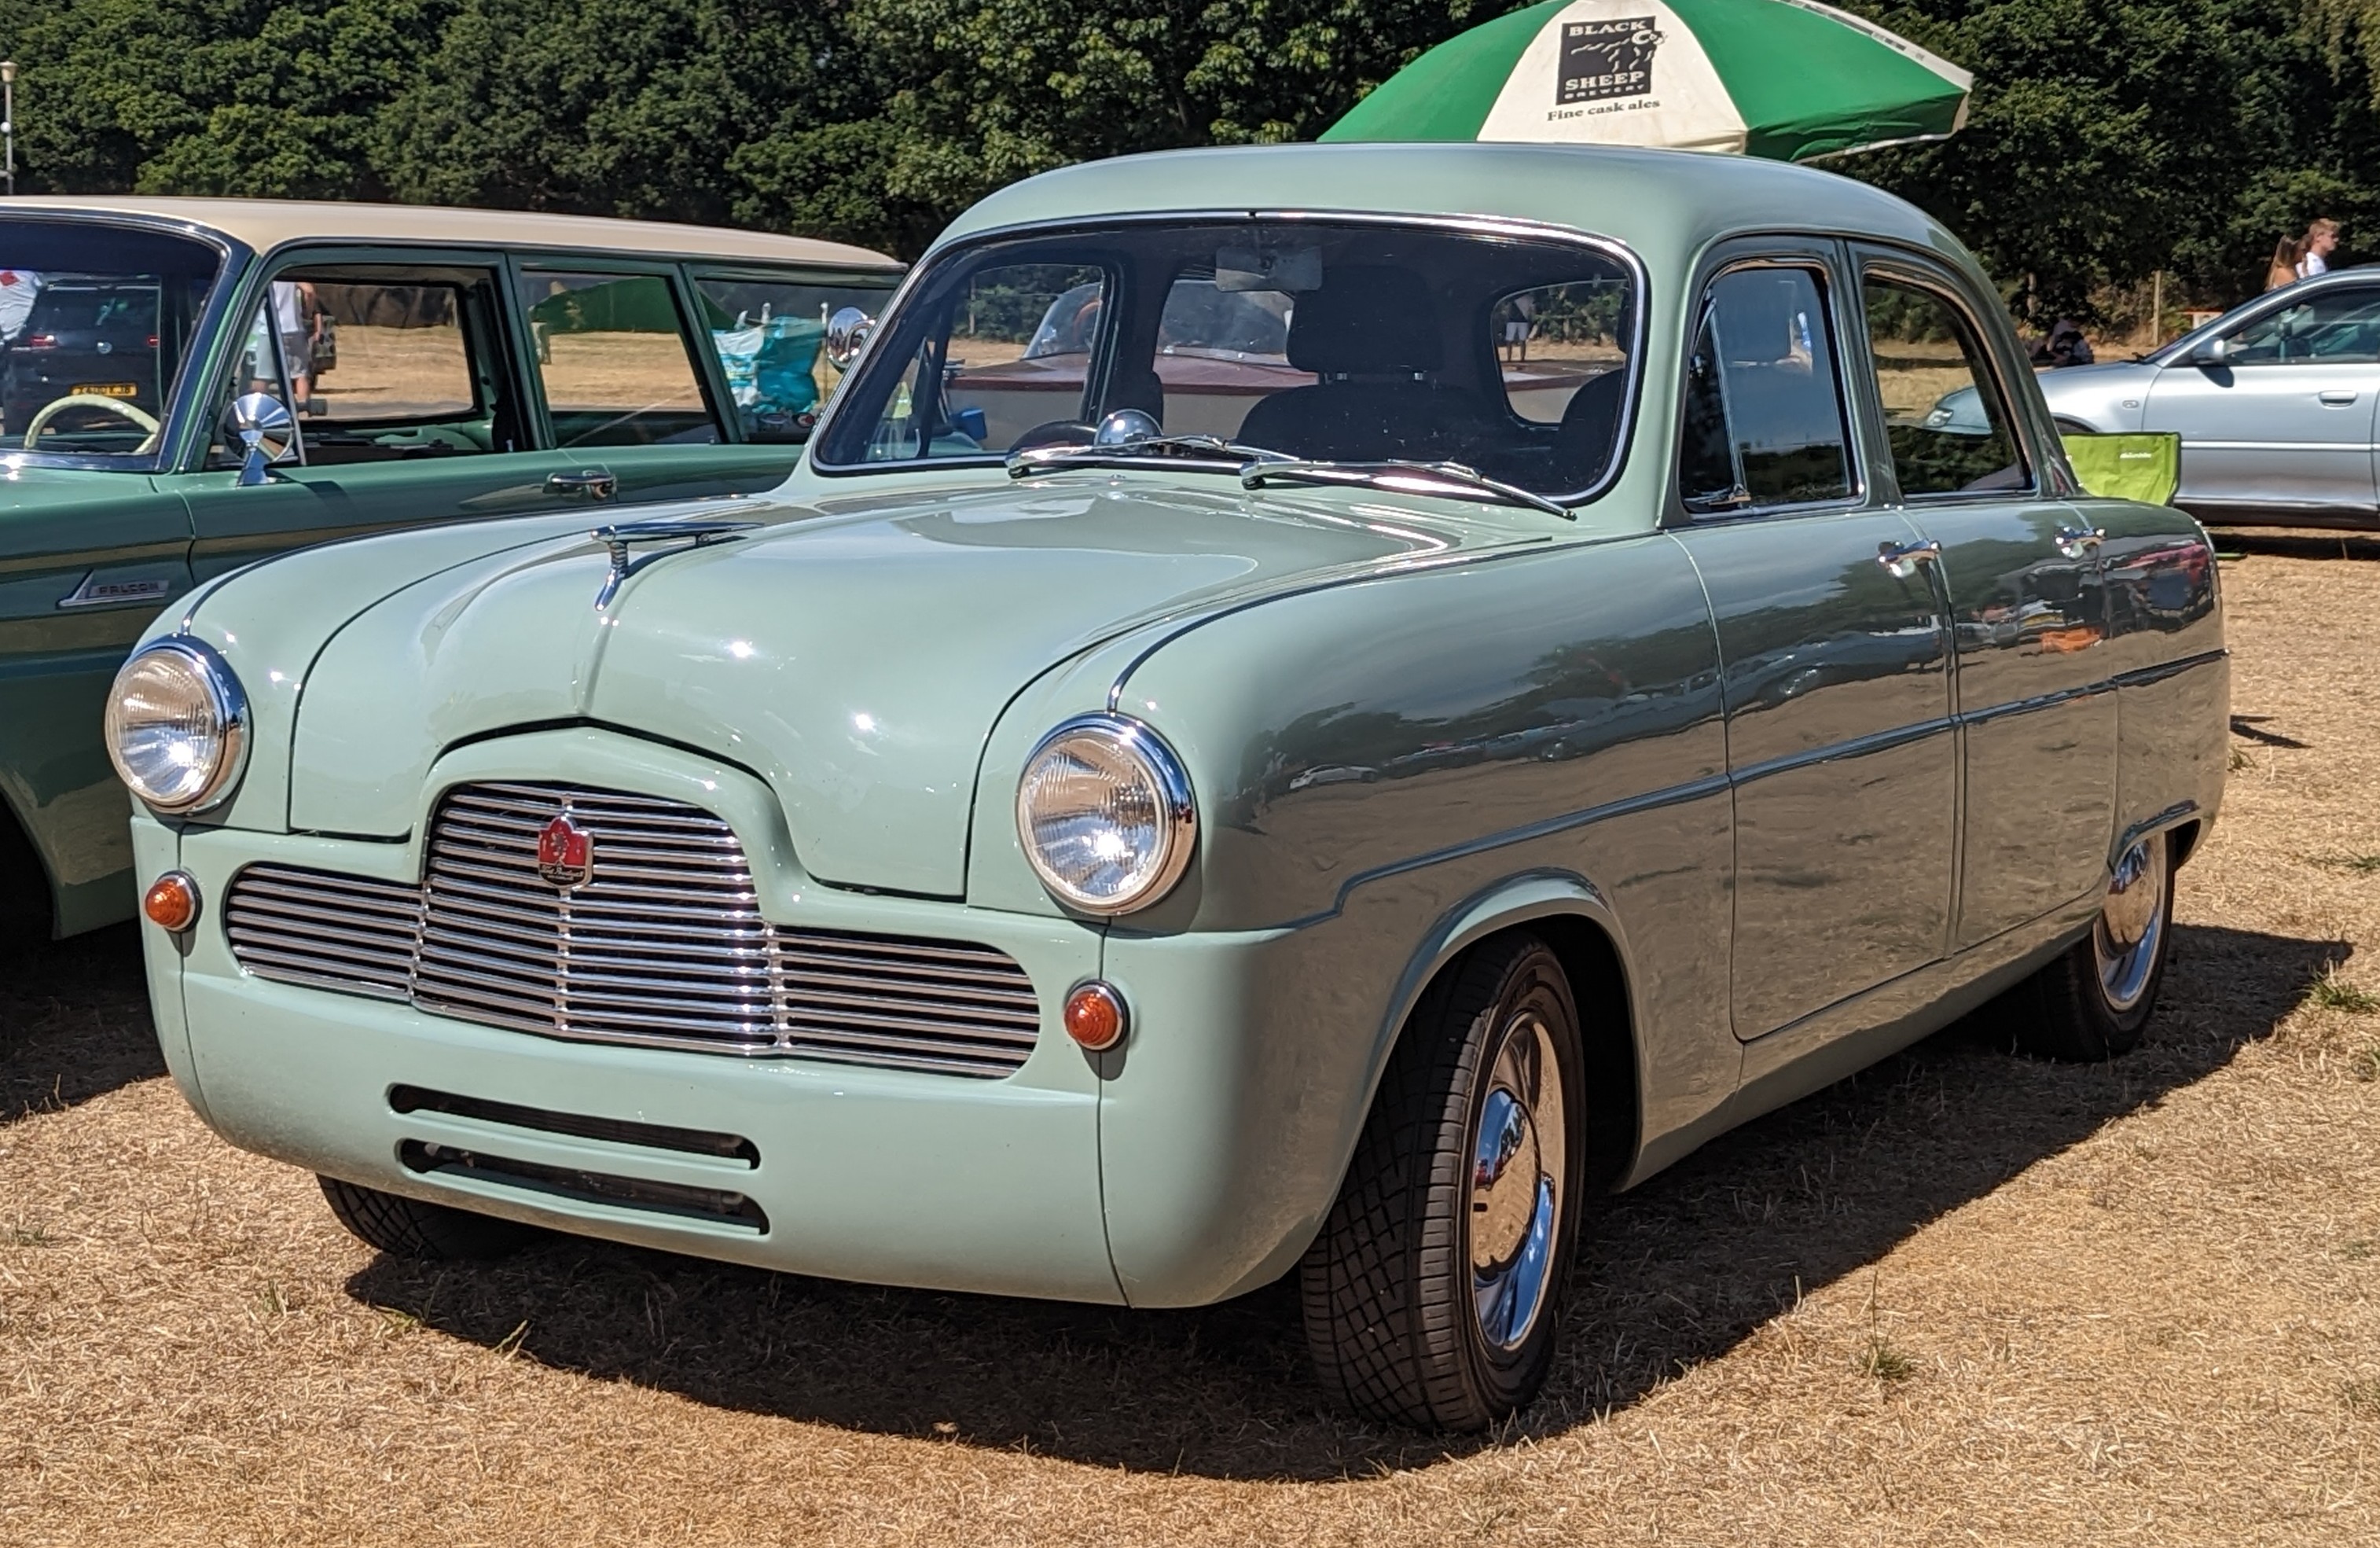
[221,781,1041,1078]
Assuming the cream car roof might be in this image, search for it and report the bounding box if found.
[0,196,904,271]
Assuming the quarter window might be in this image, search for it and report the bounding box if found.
[1860,274,2027,497]
[1678,266,1852,511]
[519,270,722,448]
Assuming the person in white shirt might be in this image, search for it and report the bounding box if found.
[0,268,42,341]
[271,278,319,407]
[2297,219,2341,279]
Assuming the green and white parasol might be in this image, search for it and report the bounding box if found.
[1320,0,1971,162]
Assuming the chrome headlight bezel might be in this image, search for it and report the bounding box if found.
[104,637,251,815]
[1015,714,1196,915]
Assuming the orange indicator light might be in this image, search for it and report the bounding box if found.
[1063,981,1128,1051]
[143,871,200,932]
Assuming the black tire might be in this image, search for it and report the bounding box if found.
[1300,934,1585,1431]
[318,1175,534,1261]
[2053,417,2097,437]
[1998,832,2176,1061]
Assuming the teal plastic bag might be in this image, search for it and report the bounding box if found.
[712,312,825,437]
[2062,432,2180,506]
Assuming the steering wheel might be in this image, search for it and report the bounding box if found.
[22,392,164,454]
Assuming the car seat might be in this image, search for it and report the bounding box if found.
[1237,267,1497,461]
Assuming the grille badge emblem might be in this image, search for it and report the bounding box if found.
[536,814,595,888]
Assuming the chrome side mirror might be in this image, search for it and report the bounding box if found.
[224,392,295,487]
[1093,408,1160,446]
[2188,335,2229,368]
[825,307,875,371]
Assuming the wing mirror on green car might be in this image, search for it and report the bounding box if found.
[223,392,296,487]
[825,307,875,371]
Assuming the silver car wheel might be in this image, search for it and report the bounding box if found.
[1468,1008,1567,1355]
[2094,837,2169,1014]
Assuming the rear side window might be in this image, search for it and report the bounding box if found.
[1678,266,1853,512]
[1860,274,2027,497]
[519,270,722,448]
[690,271,900,443]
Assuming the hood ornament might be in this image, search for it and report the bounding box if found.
[590,518,762,610]
[536,813,596,888]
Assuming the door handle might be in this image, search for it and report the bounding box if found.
[545,469,618,500]
[1876,538,1941,579]
[2055,524,2105,559]
[2319,389,2360,406]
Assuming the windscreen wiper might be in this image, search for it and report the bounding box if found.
[1004,433,1293,477]
[1239,458,1574,520]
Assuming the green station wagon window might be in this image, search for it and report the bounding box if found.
[817,221,1640,498]
[690,271,899,443]
[519,270,722,447]
[0,218,221,458]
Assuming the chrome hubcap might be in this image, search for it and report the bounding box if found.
[2094,837,2168,1013]
[1468,1009,1566,1354]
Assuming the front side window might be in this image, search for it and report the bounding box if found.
[1860,274,2027,497]
[815,221,1640,500]
[0,219,221,459]
[2222,286,2380,365]
[691,270,900,443]
[519,270,722,448]
[1677,266,1853,512]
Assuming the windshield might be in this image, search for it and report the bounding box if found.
[0,219,222,460]
[814,219,1637,501]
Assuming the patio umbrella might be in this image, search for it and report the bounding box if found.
[1320,0,1971,162]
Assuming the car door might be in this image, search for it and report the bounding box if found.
[0,473,193,932]
[1664,245,1958,1042]
[179,256,599,583]
[512,263,807,505]
[1851,249,2118,947]
[2143,280,2380,519]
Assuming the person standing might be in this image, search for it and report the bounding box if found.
[2297,219,2341,280]
[270,278,319,409]
[0,268,41,341]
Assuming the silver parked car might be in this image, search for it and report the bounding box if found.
[2037,268,2380,528]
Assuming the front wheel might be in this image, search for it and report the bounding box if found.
[1300,934,1585,1430]
[318,1175,535,1261]
[1998,832,2176,1061]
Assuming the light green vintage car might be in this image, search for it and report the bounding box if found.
[0,197,902,940]
[116,145,2228,1430]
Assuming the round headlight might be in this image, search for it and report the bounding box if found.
[1016,715,1196,914]
[105,639,250,814]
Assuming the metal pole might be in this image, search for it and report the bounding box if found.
[2,61,17,199]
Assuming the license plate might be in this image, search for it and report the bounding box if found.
[73,382,140,399]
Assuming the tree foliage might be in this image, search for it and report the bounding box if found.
[1,0,2377,311]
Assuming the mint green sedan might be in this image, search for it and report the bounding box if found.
[0,197,901,940]
[113,146,2228,1430]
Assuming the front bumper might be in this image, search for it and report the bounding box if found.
[135,730,1383,1308]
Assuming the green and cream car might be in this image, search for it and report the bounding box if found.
[0,197,901,939]
[116,146,2228,1430]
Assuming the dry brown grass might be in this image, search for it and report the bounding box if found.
[7,540,2380,1543]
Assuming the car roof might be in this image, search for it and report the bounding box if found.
[935,142,1964,274]
[0,196,904,272]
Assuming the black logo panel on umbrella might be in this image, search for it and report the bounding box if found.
[1559,17,1664,104]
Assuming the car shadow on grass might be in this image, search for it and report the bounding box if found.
[0,924,161,1126]
[2213,528,2380,562]
[344,921,2338,1480]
